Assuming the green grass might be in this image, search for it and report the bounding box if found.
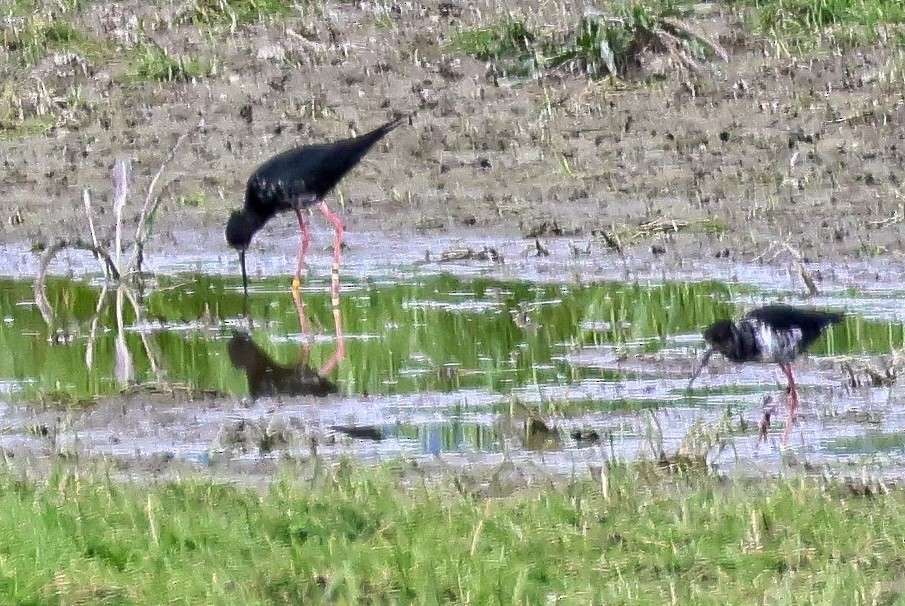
[450,5,726,81]
[0,113,56,138]
[0,16,112,66]
[450,19,536,61]
[451,1,905,79]
[0,2,112,138]
[5,0,86,12]
[3,459,905,604]
[449,19,539,78]
[176,190,209,207]
[738,0,905,43]
[126,42,213,83]
[182,0,297,26]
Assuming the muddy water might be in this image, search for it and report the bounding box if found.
[3,229,905,479]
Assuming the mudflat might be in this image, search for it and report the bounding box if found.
[0,1,903,268]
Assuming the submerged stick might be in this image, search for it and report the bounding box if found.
[122,286,161,377]
[114,285,135,386]
[33,240,121,326]
[85,282,110,369]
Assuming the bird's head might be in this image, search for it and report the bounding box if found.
[688,319,736,390]
[226,210,255,250]
[702,319,736,355]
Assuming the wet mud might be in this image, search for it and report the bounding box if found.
[0,2,903,269]
[1,1,905,482]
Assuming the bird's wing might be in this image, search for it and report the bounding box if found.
[250,172,318,208]
[746,305,842,330]
[746,305,844,351]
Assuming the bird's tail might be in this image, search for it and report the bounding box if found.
[336,112,413,160]
[356,112,413,143]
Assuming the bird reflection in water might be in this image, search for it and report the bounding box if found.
[228,285,345,400]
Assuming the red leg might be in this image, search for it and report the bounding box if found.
[758,409,772,443]
[316,201,344,309]
[779,362,799,446]
[293,208,312,290]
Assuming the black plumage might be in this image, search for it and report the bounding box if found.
[689,304,845,444]
[702,305,844,365]
[226,115,408,295]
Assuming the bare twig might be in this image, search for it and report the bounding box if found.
[285,27,327,50]
[660,16,728,62]
[750,240,786,264]
[783,243,819,297]
[645,410,665,459]
[131,119,205,272]
[85,283,110,369]
[630,218,689,242]
[33,240,121,325]
[114,285,134,385]
[122,286,161,376]
[652,29,703,72]
[82,189,108,280]
[112,159,130,271]
[868,205,904,228]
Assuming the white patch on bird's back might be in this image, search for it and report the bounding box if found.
[751,320,803,363]
[254,176,315,207]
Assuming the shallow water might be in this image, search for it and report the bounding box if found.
[3,231,905,477]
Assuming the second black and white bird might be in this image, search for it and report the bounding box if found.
[689,304,845,443]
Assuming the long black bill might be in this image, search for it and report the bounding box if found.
[687,347,714,390]
[238,249,249,297]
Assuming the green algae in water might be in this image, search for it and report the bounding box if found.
[0,274,898,403]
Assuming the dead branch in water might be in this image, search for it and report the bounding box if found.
[30,117,201,384]
[33,239,120,326]
[36,118,204,292]
[751,240,819,297]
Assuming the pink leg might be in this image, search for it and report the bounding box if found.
[319,303,346,376]
[316,201,344,310]
[293,208,312,288]
[315,201,345,369]
[779,363,799,445]
[290,283,313,351]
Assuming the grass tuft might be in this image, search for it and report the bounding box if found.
[127,42,212,83]
[451,5,728,81]
[183,0,297,27]
[0,16,110,66]
[549,7,728,79]
[451,19,536,59]
[745,0,905,43]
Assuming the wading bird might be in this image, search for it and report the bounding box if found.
[688,304,844,444]
[225,115,408,299]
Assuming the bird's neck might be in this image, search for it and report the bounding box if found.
[243,208,268,237]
